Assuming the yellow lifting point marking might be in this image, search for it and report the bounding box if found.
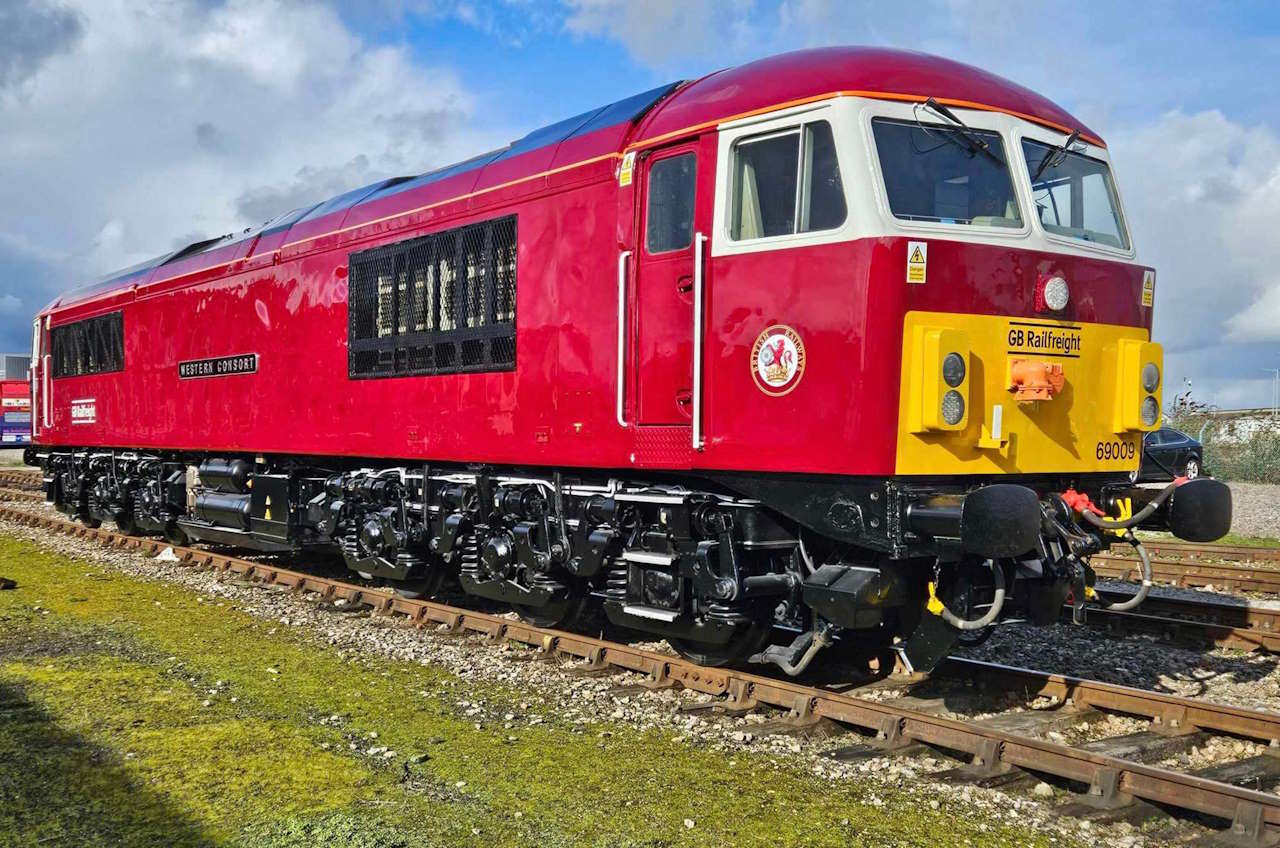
[926,581,944,616]
[264,495,272,522]
[1111,497,1132,537]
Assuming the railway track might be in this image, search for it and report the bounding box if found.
[0,486,43,503]
[0,468,40,489]
[1086,591,1280,653]
[2,504,1279,843]
[1138,539,1280,563]
[1094,553,1280,595]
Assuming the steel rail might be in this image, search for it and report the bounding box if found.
[0,469,40,489]
[1083,591,1280,653]
[1,504,1279,836]
[1137,539,1280,563]
[1094,553,1280,594]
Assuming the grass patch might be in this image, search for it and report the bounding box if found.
[0,535,1075,847]
[1136,529,1280,549]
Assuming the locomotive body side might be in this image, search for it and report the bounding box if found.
[27,47,1232,673]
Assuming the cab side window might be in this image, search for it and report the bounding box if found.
[646,153,697,254]
[730,120,846,241]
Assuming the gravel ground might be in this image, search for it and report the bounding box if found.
[0,514,1198,847]
[1225,482,1280,539]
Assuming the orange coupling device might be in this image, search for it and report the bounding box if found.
[1009,358,1065,403]
[1060,488,1105,516]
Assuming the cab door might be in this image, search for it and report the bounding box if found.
[632,144,704,430]
[29,317,46,440]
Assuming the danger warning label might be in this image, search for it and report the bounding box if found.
[906,241,927,284]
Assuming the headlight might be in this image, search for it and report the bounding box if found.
[941,390,965,425]
[1141,362,1160,393]
[1042,275,1070,311]
[942,352,966,387]
[1140,395,1160,426]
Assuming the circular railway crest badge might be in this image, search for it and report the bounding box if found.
[750,325,806,396]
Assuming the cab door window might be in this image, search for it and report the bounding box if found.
[645,153,697,254]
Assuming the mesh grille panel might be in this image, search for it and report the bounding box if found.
[51,311,124,378]
[348,216,516,378]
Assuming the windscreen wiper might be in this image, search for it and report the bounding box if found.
[1031,128,1082,182]
[922,98,1004,166]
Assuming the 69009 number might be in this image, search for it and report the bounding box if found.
[1095,439,1136,461]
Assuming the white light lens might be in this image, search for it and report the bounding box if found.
[1141,362,1160,393]
[942,352,966,388]
[1141,395,1160,426]
[941,390,965,425]
[1043,276,1070,311]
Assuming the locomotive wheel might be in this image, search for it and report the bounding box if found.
[514,591,588,630]
[79,513,102,529]
[163,523,188,547]
[388,569,448,600]
[669,620,773,668]
[114,513,139,536]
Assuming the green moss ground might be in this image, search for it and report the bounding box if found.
[0,535,1073,847]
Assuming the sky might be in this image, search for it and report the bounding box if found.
[1,0,1278,408]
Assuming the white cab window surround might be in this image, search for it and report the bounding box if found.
[711,96,1139,262]
[1011,125,1136,259]
[858,98,1137,260]
[860,103,1032,241]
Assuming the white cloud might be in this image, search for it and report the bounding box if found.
[563,0,757,67]
[1108,110,1280,407]
[0,0,500,323]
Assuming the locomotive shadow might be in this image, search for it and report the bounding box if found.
[949,621,1280,703]
[0,679,215,847]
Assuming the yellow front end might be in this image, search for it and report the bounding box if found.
[896,311,1163,476]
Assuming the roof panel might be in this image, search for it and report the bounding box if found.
[568,82,680,140]
[293,177,413,225]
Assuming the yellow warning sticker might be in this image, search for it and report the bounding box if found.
[618,151,636,187]
[1141,270,1155,307]
[907,241,927,284]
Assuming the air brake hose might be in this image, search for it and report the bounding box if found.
[1077,479,1179,531]
[774,626,833,676]
[929,558,1007,631]
[1095,531,1153,612]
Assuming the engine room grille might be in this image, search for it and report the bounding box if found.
[50,311,124,378]
[348,215,517,378]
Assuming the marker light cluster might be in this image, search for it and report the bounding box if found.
[1140,362,1161,426]
[1114,339,1164,434]
[907,326,969,433]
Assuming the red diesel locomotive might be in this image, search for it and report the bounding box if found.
[28,47,1230,672]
